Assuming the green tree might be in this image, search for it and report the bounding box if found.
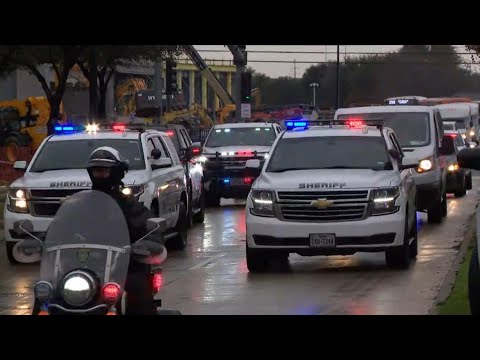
[77,45,183,119]
[0,45,84,133]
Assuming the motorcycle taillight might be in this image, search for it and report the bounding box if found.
[152,273,163,293]
[102,283,121,304]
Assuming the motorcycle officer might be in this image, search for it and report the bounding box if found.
[87,146,158,315]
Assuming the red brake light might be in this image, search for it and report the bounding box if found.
[102,283,121,304]
[152,273,163,293]
[113,124,126,131]
[244,177,253,185]
[449,134,457,138]
[166,130,174,136]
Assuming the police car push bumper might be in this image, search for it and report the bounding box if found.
[246,195,406,253]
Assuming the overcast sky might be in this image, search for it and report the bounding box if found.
[194,45,470,78]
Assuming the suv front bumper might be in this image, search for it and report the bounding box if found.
[246,203,406,255]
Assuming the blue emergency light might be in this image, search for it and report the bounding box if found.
[54,124,85,134]
[285,121,308,130]
[223,178,231,184]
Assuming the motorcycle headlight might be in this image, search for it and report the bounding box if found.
[371,187,400,215]
[7,188,28,213]
[61,271,96,307]
[470,130,475,136]
[122,184,145,197]
[249,189,275,217]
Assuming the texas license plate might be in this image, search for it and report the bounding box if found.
[309,234,336,248]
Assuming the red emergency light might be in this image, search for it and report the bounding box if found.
[112,124,126,131]
[237,150,253,156]
[244,177,254,185]
[345,119,365,128]
[166,130,174,137]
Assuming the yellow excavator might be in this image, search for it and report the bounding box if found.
[0,96,64,162]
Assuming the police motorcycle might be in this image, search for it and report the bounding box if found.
[13,189,181,315]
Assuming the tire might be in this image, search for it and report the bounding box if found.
[205,190,221,208]
[469,245,480,315]
[193,186,205,224]
[32,299,42,315]
[168,200,188,251]
[454,176,467,198]
[157,309,182,315]
[385,211,410,269]
[441,191,448,218]
[5,242,20,264]
[466,172,473,190]
[409,212,418,259]
[428,194,443,224]
[5,136,21,163]
[186,186,194,228]
[246,242,269,273]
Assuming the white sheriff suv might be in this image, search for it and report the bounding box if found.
[4,123,190,263]
[245,119,419,272]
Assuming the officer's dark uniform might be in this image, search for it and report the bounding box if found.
[87,147,156,315]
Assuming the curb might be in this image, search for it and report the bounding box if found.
[431,210,477,314]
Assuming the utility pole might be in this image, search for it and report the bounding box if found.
[154,60,163,123]
[336,45,340,109]
[309,83,319,106]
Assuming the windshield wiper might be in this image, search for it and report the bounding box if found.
[268,167,317,173]
[31,167,83,173]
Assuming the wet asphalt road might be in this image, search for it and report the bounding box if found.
[1,180,479,315]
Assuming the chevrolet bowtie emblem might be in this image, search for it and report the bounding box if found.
[311,198,333,209]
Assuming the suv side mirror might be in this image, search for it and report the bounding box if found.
[388,149,401,161]
[14,161,27,171]
[399,157,420,170]
[151,148,162,160]
[440,136,455,156]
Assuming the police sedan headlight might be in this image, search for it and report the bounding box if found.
[250,190,275,217]
[7,188,28,213]
[122,184,145,197]
[61,271,96,307]
[372,187,400,215]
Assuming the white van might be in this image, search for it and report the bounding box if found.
[435,103,473,142]
[335,105,454,224]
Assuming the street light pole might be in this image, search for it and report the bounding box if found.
[309,82,319,107]
[336,45,340,109]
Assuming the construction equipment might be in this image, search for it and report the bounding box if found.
[0,96,63,162]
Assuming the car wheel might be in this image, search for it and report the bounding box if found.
[385,211,411,269]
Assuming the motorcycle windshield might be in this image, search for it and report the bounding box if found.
[40,190,131,292]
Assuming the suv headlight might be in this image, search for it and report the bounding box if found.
[122,184,145,197]
[371,187,400,215]
[7,188,29,213]
[249,189,275,217]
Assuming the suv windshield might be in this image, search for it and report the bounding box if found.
[266,136,392,172]
[205,127,276,147]
[338,112,430,147]
[30,139,145,172]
